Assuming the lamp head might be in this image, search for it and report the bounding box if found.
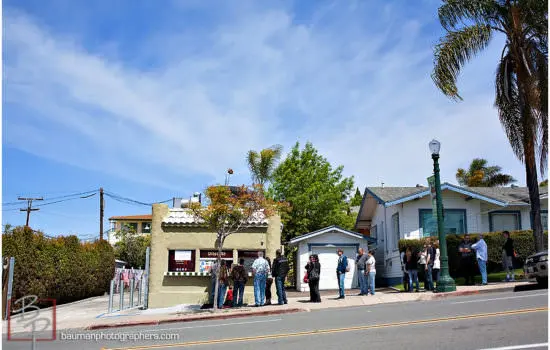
[429,139,441,155]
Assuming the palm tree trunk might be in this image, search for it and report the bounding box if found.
[525,156,544,252]
[516,54,545,252]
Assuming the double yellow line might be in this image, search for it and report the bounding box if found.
[102,307,548,350]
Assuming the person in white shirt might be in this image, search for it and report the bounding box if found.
[471,234,488,285]
[251,251,270,306]
[432,240,441,289]
[366,250,376,295]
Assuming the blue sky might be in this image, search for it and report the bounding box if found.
[2,0,537,238]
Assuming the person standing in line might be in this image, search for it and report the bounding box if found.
[355,248,369,295]
[209,260,219,305]
[305,254,321,302]
[471,234,488,285]
[419,243,428,290]
[432,240,441,291]
[217,260,229,309]
[406,247,419,292]
[272,249,290,305]
[366,250,376,295]
[425,238,435,291]
[230,258,247,307]
[336,249,349,299]
[265,257,273,305]
[458,234,475,285]
[251,251,270,307]
[502,231,515,282]
[401,247,409,292]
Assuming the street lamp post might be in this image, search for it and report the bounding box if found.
[429,139,456,293]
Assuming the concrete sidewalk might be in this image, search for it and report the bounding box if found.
[2,280,533,333]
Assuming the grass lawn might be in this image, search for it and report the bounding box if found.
[391,269,524,292]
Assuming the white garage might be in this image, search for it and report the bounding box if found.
[288,226,375,292]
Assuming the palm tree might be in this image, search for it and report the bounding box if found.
[432,0,547,252]
[246,145,283,189]
[456,158,517,186]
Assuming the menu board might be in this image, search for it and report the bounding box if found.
[174,250,192,261]
[199,250,233,273]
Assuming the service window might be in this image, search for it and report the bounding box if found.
[168,250,196,272]
[199,250,233,273]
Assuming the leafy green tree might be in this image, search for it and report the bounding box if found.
[456,158,516,187]
[269,142,355,241]
[432,0,547,251]
[114,225,151,269]
[246,145,283,189]
[350,187,363,207]
[540,179,548,187]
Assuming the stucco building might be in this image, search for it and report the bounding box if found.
[148,203,282,308]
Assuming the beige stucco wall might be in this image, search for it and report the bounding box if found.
[148,204,282,308]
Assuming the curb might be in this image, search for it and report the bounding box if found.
[84,308,307,330]
[429,286,515,299]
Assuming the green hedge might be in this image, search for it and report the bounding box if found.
[398,230,548,277]
[2,226,115,306]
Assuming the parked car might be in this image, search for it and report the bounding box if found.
[524,251,548,286]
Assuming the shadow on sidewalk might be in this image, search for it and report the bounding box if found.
[514,283,547,292]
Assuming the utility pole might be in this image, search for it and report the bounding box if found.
[18,197,43,227]
[100,188,104,241]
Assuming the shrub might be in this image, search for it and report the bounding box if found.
[2,226,115,306]
[399,230,548,277]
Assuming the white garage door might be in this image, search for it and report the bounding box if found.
[312,246,356,290]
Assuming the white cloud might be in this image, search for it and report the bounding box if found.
[3,2,529,193]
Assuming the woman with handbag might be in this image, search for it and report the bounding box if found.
[305,255,321,302]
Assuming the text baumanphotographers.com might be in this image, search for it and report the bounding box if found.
[60,332,180,342]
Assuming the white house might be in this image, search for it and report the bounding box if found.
[288,226,376,292]
[354,183,548,286]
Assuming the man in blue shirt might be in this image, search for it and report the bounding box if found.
[471,234,488,285]
[336,249,348,299]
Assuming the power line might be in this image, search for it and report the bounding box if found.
[3,189,98,207]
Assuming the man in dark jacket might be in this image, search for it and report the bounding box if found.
[458,234,475,285]
[336,249,348,299]
[272,250,290,305]
[230,259,247,307]
[356,248,369,295]
[502,231,515,281]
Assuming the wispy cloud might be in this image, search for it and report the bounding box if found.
[3,0,528,193]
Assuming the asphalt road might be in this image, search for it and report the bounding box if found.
[3,289,548,350]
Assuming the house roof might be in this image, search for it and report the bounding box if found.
[365,183,548,208]
[109,215,152,221]
[288,225,376,245]
[162,209,269,227]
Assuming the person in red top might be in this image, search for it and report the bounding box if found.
[223,286,234,308]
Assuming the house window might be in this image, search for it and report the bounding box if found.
[168,250,196,272]
[126,222,138,232]
[142,222,152,233]
[489,211,521,232]
[371,225,377,240]
[419,209,467,236]
[392,213,400,249]
[530,210,548,230]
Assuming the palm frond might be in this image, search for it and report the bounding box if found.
[438,0,499,31]
[533,48,548,175]
[247,151,260,184]
[486,174,517,187]
[432,24,493,100]
[495,52,525,162]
